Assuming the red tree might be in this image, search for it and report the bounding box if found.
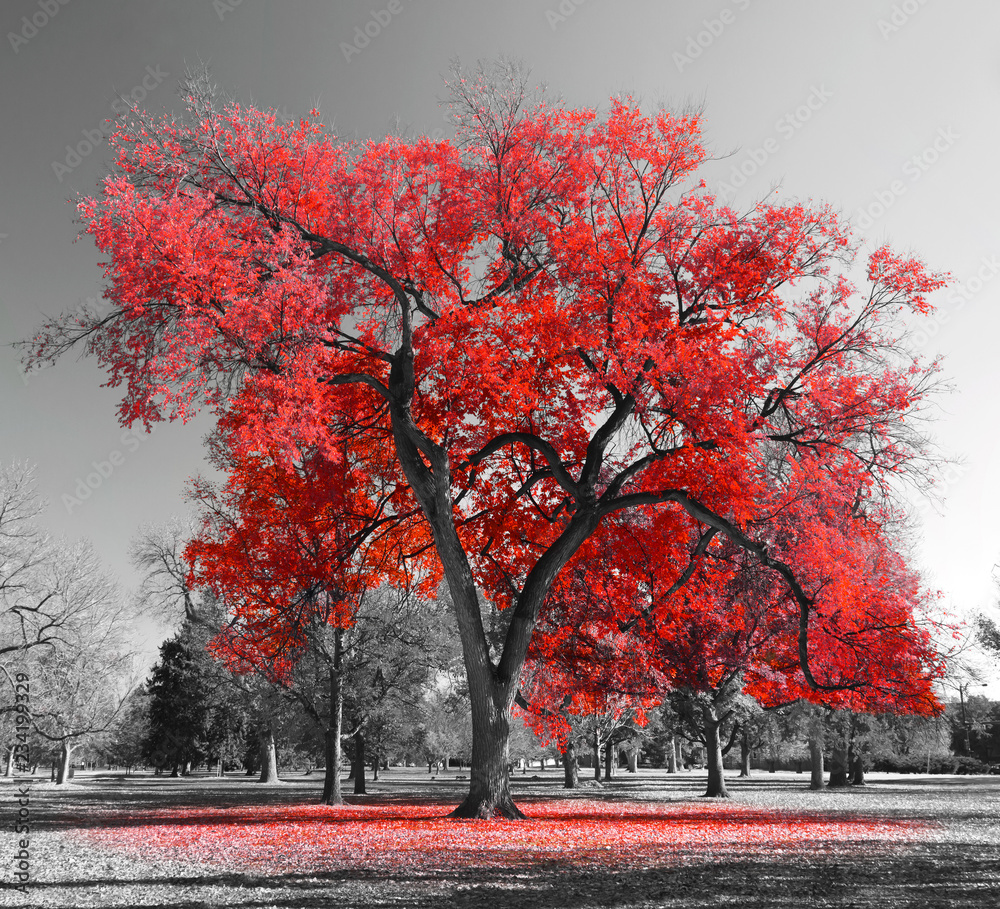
[184,419,428,803]
[26,62,947,817]
[521,467,944,797]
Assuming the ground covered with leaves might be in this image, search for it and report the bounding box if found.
[2,769,998,908]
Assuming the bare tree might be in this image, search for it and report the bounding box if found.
[24,543,137,783]
[130,519,206,624]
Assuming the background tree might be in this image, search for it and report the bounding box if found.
[2,465,133,685]
[144,614,247,776]
[103,685,152,774]
[185,423,436,803]
[24,544,136,784]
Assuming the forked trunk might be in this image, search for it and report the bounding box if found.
[390,404,600,820]
[563,738,579,789]
[258,726,279,783]
[702,703,729,798]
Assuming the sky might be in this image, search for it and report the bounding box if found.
[1,0,998,682]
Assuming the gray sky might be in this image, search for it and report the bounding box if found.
[1,0,998,671]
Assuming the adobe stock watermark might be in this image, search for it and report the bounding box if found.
[673,0,752,73]
[546,0,588,31]
[7,0,72,54]
[716,84,833,200]
[340,1,410,63]
[426,107,461,142]
[212,0,244,20]
[854,127,958,230]
[52,65,169,184]
[878,0,931,40]
[915,461,968,520]
[12,671,31,895]
[910,254,1000,351]
[62,424,158,515]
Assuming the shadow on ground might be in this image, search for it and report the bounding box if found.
[7,848,998,909]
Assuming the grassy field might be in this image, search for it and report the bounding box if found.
[2,767,999,908]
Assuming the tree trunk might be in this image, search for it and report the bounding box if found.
[702,703,729,798]
[808,733,825,790]
[55,743,74,785]
[372,747,380,782]
[450,696,523,818]
[603,741,614,781]
[850,752,866,786]
[563,738,579,789]
[320,629,344,806]
[258,726,279,783]
[592,728,601,781]
[353,730,366,795]
[4,745,13,777]
[739,726,752,778]
[667,735,678,773]
[390,397,602,820]
[828,746,849,788]
[627,750,638,773]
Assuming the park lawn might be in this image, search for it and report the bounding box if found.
[5,769,1000,908]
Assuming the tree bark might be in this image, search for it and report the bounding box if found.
[739,726,752,778]
[353,730,366,795]
[627,749,638,773]
[850,752,866,786]
[667,734,678,773]
[592,728,601,781]
[4,745,13,777]
[808,732,825,790]
[563,738,579,789]
[450,696,523,818]
[321,629,344,806]
[702,703,730,798]
[55,742,74,785]
[603,741,614,782]
[258,726,279,783]
[828,746,849,788]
